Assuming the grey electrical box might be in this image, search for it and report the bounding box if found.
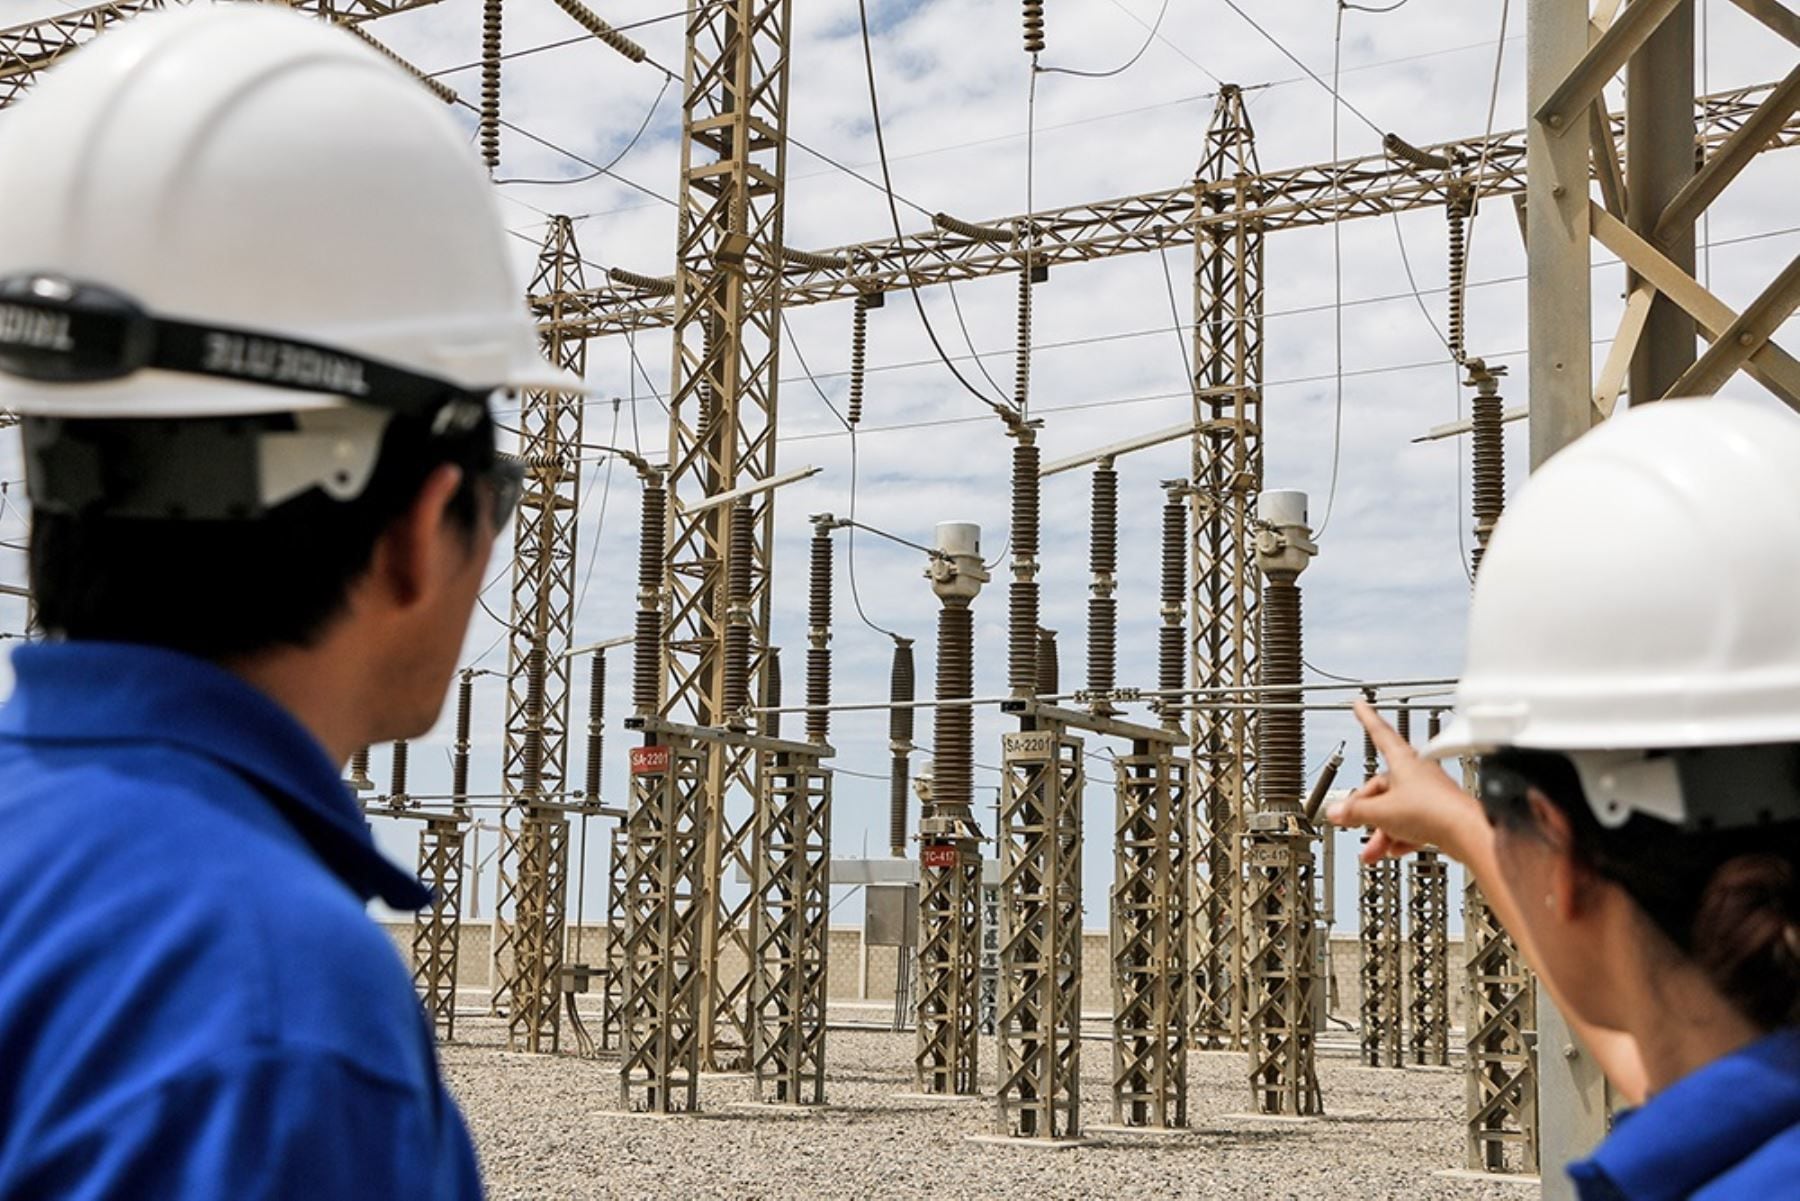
[864,883,918,947]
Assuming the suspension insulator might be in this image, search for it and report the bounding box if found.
[1035,627,1059,698]
[1256,578,1305,811]
[763,646,783,740]
[1023,0,1045,54]
[1087,461,1118,703]
[849,294,871,427]
[585,651,605,802]
[1158,486,1188,725]
[452,671,473,804]
[1361,688,1379,784]
[390,739,411,802]
[1014,260,1033,410]
[723,503,755,722]
[1469,365,1505,575]
[349,745,373,792]
[933,604,975,814]
[547,0,648,62]
[1427,709,1442,742]
[479,0,501,172]
[888,638,916,857]
[806,524,834,744]
[521,643,547,797]
[1007,435,1041,696]
[1395,702,1411,748]
[1447,189,1471,365]
[632,476,667,714]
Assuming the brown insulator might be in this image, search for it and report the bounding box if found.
[1035,628,1059,698]
[632,476,666,714]
[931,212,1010,243]
[1427,709,1442,742]
[1157,485,1187,724]
[888,638,916,857]
[806,523,834,744]
[1256,578,1304,811]
[585,651,605,802]
[1014,261,1033,410]
[782,246,850,271]
[607,266,676,296]
[1382,132,1453,172]
[1023,0,1045,54]
[452,671,473,805]
[1007,435,1041,696]
[848,294,871,427]
[723,503,755,723]
[763,647,783,739]
[546,0,648,61]
[1446,188,1471,365]
[1395,703,1412,748]
[1361,687,1379,783]
[390,739,411,802]
[1469,364,1505,576]
[342,25,458,105]
[479,0,501,172]
[932,604,975,813]
[349,746,373,792]
[521,643,547,797]
[1087,461,1118,703]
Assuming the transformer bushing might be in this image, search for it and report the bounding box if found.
[1358,693,1404,1069]
[747,518,834,1105]
[1463,359,1537,1173]
[1407,707,1452,1067]
[1243,490,1322,1117]
[915,523,988,1096]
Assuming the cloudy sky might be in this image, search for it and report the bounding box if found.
[4,0,1795,935]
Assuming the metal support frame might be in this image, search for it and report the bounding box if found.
[618,736,707,1113]
[1189,86,1264,1052]
[1243,817,1322,1116]
[495,216,588,1047]
[1111,743,1189,1129]
[659,0,796,1076]
[1408,852,1451,1067]
[749,750,832,1105]
[411,817,466,1042]
[1357,709,1403,1069]
[1466,874,1539,1171]
[914,769,983,1095]
[995,726,1085,1142]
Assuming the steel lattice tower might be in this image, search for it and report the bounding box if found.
[656,0,795,1073]
[1188,86,1264,1052]
[1357,704,1403,1069]
[1404,707,1451,1067]
[411,671,475,1042]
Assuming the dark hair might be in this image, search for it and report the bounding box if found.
[1486,748,1800,1031]
[29,409,496,660]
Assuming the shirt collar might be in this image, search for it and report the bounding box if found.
[0,640,430,910]
[1570,1027,1800,1201]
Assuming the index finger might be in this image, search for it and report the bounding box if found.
[1351,699,1417,767]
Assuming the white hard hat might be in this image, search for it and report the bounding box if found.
[1427,396,1800,828]
[0,3,576,424]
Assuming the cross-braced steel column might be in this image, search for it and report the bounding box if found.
[660,0,795,1074]
[996,727,1085,1141]
[493,216,587,1034]
[1404,706,1450,1067]
[748,517,834,1105]
[1243,491,1319,1117]
[1111,742,1188,1129]
[1189,85,1265,1051]
[412,670,474,1042]
[619,736,706,1113]
[1357,697,1403,1069]
[915,523,988,1095]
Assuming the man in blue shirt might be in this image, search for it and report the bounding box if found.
[0,7,576,1197]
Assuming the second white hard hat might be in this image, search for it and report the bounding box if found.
[0,3,575,419]
[1428,396,1800,764]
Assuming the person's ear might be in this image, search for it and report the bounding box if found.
[1527,790,1590,921]
[368,464,464,610]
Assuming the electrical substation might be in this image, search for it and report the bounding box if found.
[3,0,1796,1197]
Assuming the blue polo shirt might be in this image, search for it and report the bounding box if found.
[1568,1027,1800,1200]
[0,642,483,1199]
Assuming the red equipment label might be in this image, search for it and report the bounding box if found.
[630,746,672,775]
[920,844,957,869]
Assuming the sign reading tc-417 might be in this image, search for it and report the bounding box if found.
[920,844,958,870]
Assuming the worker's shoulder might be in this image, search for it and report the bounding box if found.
[1696,1117,1800,1200]
[0,739,432,1092]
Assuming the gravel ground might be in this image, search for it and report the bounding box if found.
[443,1016,1538,1200]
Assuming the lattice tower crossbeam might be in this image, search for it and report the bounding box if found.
[995,728,1085,1141]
